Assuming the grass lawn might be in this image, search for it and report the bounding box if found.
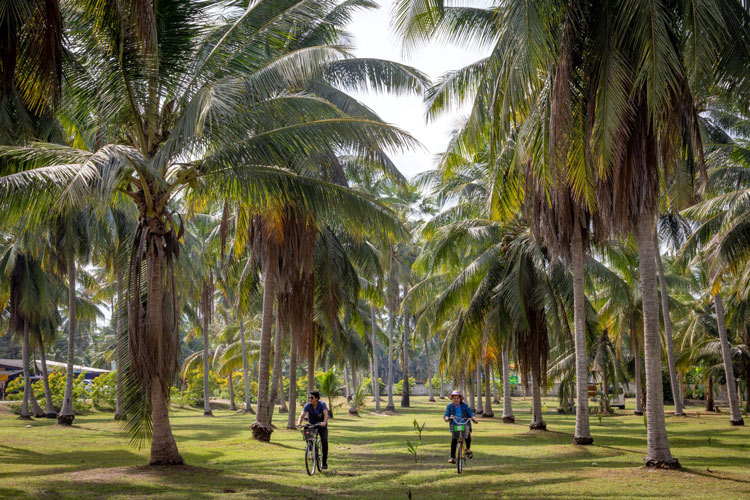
[1,396,749,499]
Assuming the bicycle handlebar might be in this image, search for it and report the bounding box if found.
[448,415,476,424]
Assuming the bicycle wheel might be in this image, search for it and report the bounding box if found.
[456,439,464,474]
[305,441,316,475]
[315,435,323,471]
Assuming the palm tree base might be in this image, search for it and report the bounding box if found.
[348,408,359,416]
[149,456,185,466]
[482,411,494,418]
[633,411,643,416]
[244,408,256,414]
[644,458,681,470]
[251,421,274,441]
[573,436,594,445]
[428,397,436,402]
[203,410,214,417]
[730,418,745,426]
[501,416,515,424]
[44,413,57,419]
[114,413,124,421]
[674,412,686,417]
[529,421,547,431]
[384,405,396,412]
[278,407,288,414]
[17,415,32,420]
[57,414,75,425]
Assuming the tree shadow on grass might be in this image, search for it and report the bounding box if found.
[0,444,145,479]
[40,465,323,500]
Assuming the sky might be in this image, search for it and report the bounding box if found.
[347,1,489,180]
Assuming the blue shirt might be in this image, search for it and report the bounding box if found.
[444,402,474,431]
[303,401,328,425]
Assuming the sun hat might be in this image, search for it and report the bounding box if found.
[450,390,463,399]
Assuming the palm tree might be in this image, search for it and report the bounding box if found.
[50,211,90,426]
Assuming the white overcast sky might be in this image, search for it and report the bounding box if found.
[347,1,489,180]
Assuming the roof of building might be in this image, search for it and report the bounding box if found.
[0,358,111,373]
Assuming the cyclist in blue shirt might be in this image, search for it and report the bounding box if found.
[444,390,477,464]
[297,391,330,469]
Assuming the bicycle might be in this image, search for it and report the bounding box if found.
[297,423,324,475]
[449,416,475,474]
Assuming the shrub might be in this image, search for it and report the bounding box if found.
[181,369,221,407]
[6,371,90,414]
[361,376,385,396]
[91,372,117,411]
[394,377,416,396]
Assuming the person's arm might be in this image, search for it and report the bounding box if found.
[297,408,308,427]
[322,408,329,427]
[444,405,450,422]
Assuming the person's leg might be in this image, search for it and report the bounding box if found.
[450,437,457,458]
[466,434,472,450]
[320,427,329,467]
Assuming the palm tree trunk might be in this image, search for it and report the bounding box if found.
[483,358,494,417]
[385,303,395,412]
[279,371,288,414]
[348,361,358,415]
[202,292,213,417]
[602,368,611,414]
[19,320,31,419]
[744,325,750,413]
[400,314,410,408]
[637,217,678,468]
[476,364,483,414]
[343,362,351,401]
[440,372,445,399]
[228,370,236,411]
[38,336,56,417]
[529,371,546,430]
[492,369,500,404]
[654,233,684,416]
[269,309,284,421]
[424,337,435,402]
[468,370,476,412]
[501,348,514,423]
[114,268,125,420]
[58,253,76,425]
[252,257,277,441]
[307,339,315,394]
[238,309,254,414]
[286,329,298,430]
[706,374,714,411]
[571,226,592,444]
[370,305,381,411]
[632,318,644,415]
[149,376,183,465]
[29,345,44,418]
[713,293,744,425]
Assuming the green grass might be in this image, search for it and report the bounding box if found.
[1,397,749,499]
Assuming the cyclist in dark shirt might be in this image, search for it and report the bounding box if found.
[297,391,330,469]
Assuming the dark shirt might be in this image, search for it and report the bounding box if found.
[444,402,474,431]
[303,401,328,425]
